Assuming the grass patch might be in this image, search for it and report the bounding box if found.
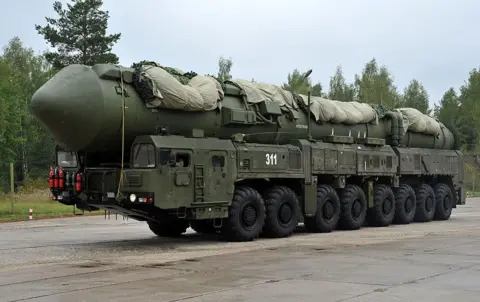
[466,191,480,197]
[0,189,102,222]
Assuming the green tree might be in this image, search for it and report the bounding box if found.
[456,68,480,152]
[35,0,121,70]
[327,65,355,102]
[217,56,233,82]
[354,58,401,108]
[401,79,430,114]
[0,37,55,188]
[434,87,459,126]
[282,69,325,97]
[0,58,22,168]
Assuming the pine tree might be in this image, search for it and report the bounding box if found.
[402,79,430,114]
[328,65,355,102]
[35,0,121,70]
[435,87,459,125]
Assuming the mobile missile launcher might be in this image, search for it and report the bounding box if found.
[30,62,466,242]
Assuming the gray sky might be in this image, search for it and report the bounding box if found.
[1,0,478,106]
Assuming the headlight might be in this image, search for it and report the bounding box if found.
[129,194,136,202]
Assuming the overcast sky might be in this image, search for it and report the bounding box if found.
[1,0,479,106]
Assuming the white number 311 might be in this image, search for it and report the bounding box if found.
[265,153,278,165]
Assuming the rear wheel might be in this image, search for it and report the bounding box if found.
[433,183,453,221]
[221,186,266,242]
[367,184,395,227]
[393,184,417,224]
[262,185,300,238]
[304,184,341,233]
[414,183,436,222]
[338,184,367,230]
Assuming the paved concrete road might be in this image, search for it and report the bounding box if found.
[0,200,479,302]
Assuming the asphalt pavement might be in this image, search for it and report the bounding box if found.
[0,200,479,301]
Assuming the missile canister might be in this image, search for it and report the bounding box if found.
[30,63,459,152]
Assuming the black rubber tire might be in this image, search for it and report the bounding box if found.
[262,185,301,238]
[338,184,367,230]
[147,217,189,237]
[304,184,341,233]
[190,219,217,234]
[414,183,436,222]
[221,186,266,242]
[367,184,396,227]
[433,183,454,221]
[393,184,417,224]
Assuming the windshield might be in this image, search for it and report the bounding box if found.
[56,150,78,168]
[132,143,156,168]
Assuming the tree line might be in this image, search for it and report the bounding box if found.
[0,0,477,191]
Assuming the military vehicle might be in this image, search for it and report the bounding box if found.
[30,62,466,242]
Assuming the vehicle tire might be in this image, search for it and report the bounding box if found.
[433,183,453,221]
[221,186,266,242]
[367,184,396,227]
[190,219,217,234]
[393,184,416,224]
[147,217,189,237]
[338,184,367,230]
[304,184,341,233]
[262,185,300,238]
[414,183,436,222]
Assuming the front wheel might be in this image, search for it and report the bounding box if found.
[147,217,189,237]
[221,186,266,242]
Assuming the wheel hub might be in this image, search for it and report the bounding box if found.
[278,203,293,224]
[352,199,362,218]
[443,195,451,211]
[242,204,257,227]
[425,196,433,211]
[323,200,335,220]
[404,197,413,213]
[382,198,392,215]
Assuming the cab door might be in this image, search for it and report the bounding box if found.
[158,149,194,209]
[193,150,231,205]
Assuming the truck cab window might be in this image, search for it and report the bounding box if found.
[56,150,78,168]
[157,150,190,167]
[132,143,156,168]
[175,153,190,167]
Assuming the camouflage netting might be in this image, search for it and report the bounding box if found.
[296,94,378,124]
[132,63,224,111]
[131,62,441,135]
[225,79,300,112]
[395,108,441,136]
